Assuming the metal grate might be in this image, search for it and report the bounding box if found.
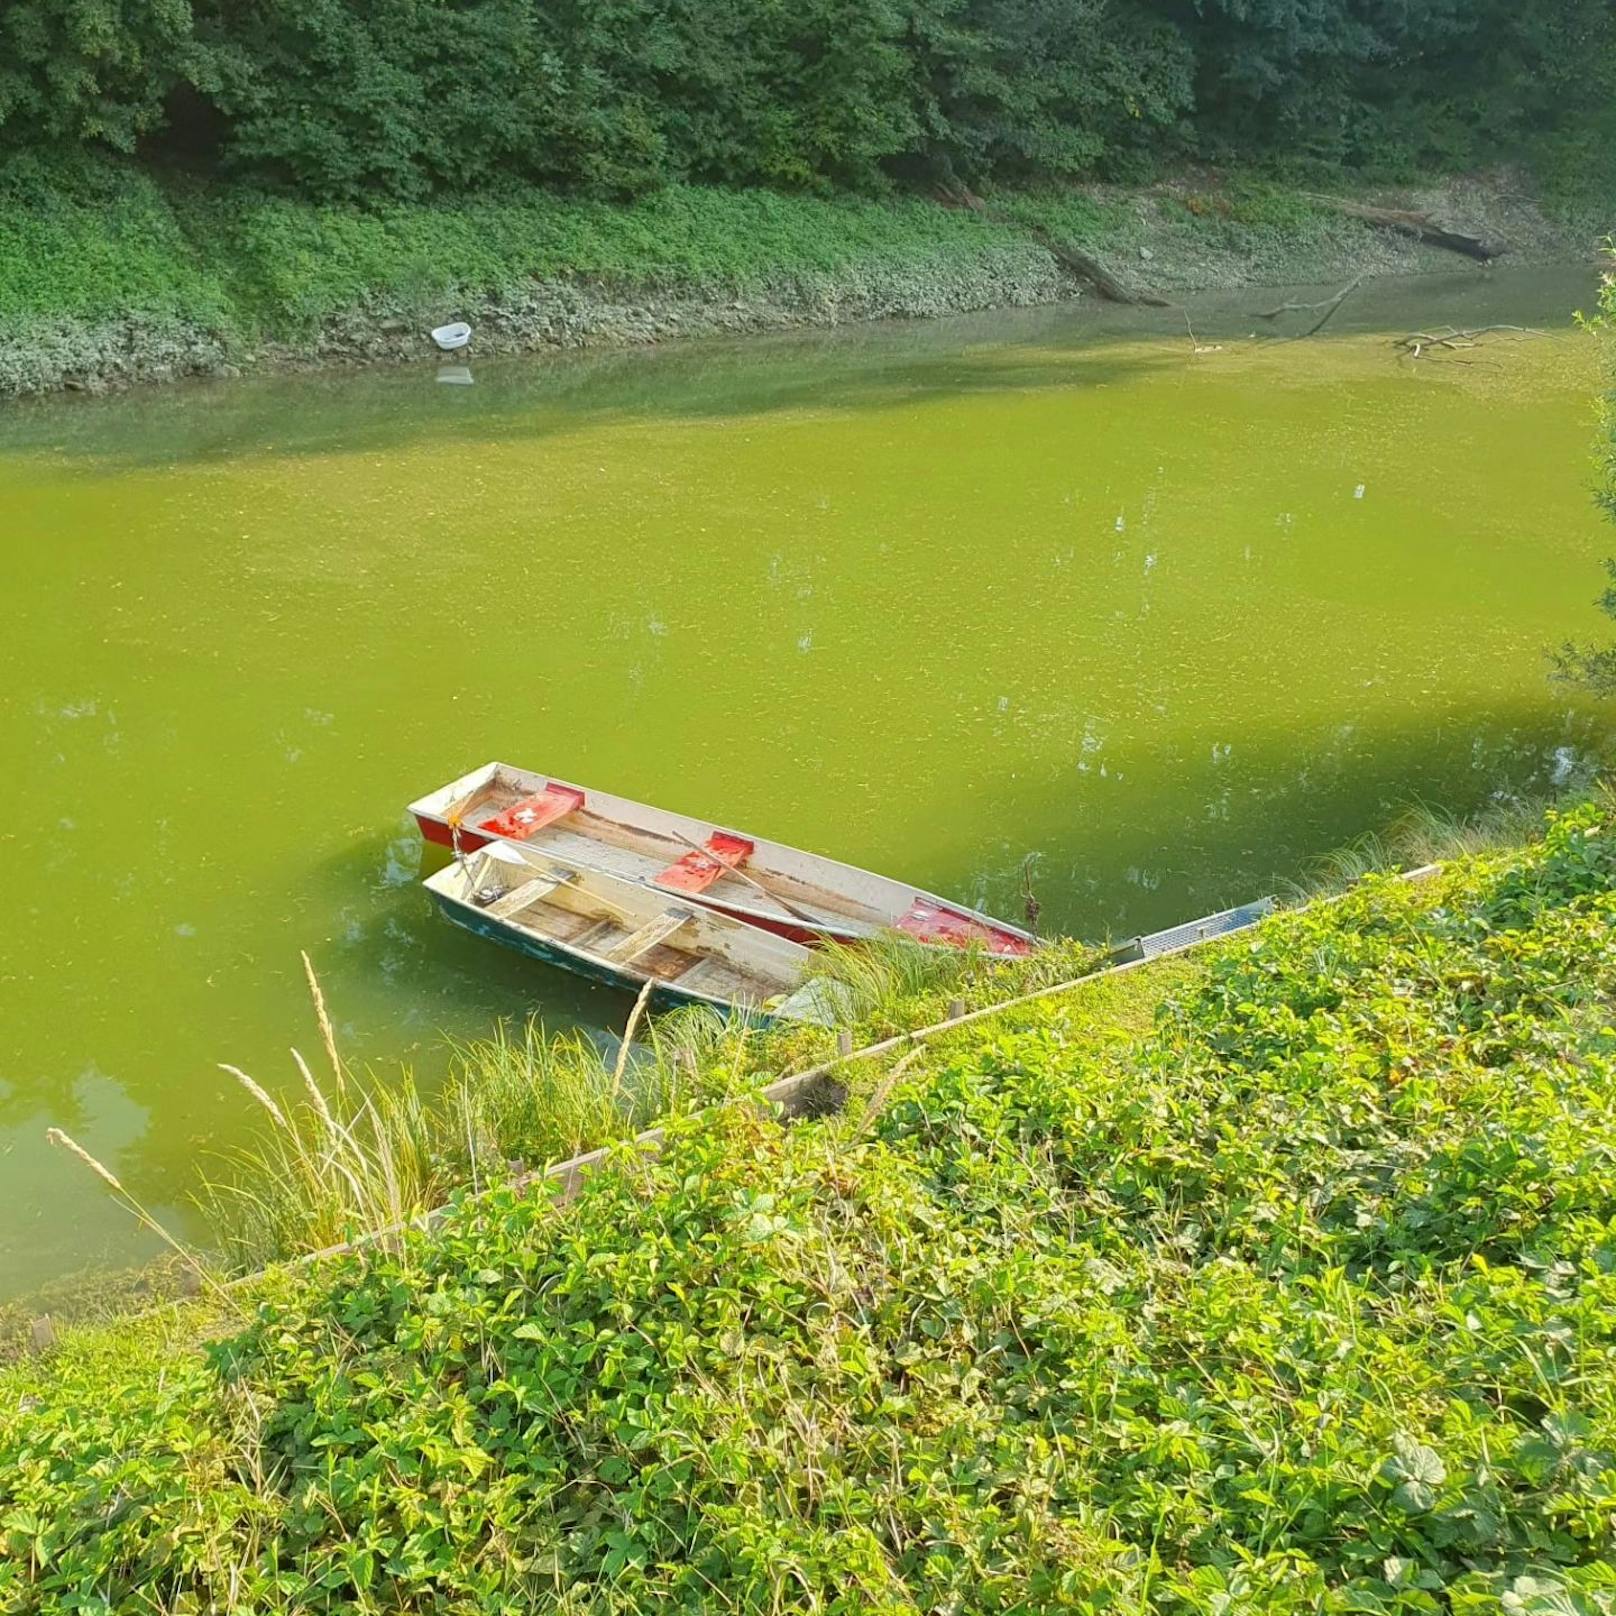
[1110,897,1276,964]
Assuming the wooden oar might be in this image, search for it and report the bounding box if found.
[667,827,826,930]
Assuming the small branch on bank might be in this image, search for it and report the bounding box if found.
[1183,310,1222,354]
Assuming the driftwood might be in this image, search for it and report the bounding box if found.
[940,185,1170,306]
[1307,196,1503,262]
[1031,228,1171,306]
[1254,275,1362,322]
[1393,323,1551,359]
[1252,275,1363,340]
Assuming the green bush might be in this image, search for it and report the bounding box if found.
[1553,269,1616,695]
[0,0,190,153]
[6,803,1616,1610]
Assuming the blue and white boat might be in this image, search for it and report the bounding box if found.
[425,841,841,1024]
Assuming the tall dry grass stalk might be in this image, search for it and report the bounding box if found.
[220,1064,288,1131]
[302,950,345,1100]
[45,1127,230,1305]
[200,964,710,1269]
[612,979,656,1092]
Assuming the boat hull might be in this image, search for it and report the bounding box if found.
[415,810,488,852]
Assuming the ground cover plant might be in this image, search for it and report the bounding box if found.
[0,168,1037,332]
[5,801,1616,1610]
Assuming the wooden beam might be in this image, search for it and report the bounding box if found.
[603,908,691,963]
[484,874,566,920]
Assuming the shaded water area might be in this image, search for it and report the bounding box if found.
[1,265,1609,1293]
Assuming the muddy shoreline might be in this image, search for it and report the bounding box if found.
[5,173,1603,401]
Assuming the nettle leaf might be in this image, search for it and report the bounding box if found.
[1381,1436,1447,1512]
[1500,1575,1600,1616]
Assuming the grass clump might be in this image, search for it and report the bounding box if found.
[1294,786,1598,899]
[198,989,705,1271]
[805,928,1108,1041]
[195,931,1092,1271]
[7,800,1616,1609]
[442,1005,719,1178]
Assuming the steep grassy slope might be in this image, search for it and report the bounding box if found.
[5,803,1616,1611]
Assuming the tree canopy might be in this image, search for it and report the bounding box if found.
[0,0,1611,200]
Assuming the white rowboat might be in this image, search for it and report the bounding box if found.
[410,762,1038,956]
[425,841,841,1023]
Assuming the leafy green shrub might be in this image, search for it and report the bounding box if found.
[1553,265,1616,695]
[0,0,190,153]
[183,0,941,200]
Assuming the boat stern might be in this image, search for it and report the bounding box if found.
[409,761,504,848]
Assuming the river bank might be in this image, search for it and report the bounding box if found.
[6,801,1616,1608]
[1,163,1603,399]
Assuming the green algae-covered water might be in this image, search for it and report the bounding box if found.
[1,266,1609,1293]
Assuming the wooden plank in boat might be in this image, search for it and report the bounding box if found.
[676,957,754,1000]
[603,908,692,963]
[483,875,567,921]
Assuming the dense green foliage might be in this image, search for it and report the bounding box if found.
[0,0,191,152]
[1163,0,1616,176]
[0,166,1030,323]
[7,802,1616,1610]
[0,0,1610,200]
[0,166,1078,393]
[1554,269,1616,696]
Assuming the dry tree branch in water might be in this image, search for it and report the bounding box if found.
[1247,276,1363,342]
[1394,324,1557,359]
[1253,275,1364,323]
